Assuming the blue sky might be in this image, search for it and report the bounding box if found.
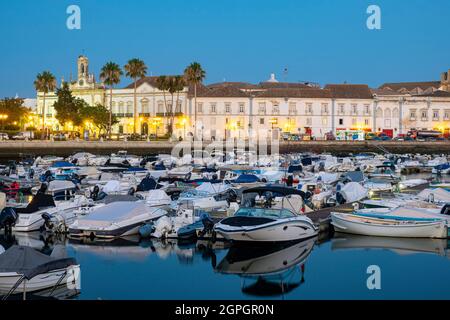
[0,0,449,97]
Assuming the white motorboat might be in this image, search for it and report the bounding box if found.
[68,201,167,239]
[214,186,318,243]
[215,236,316,276]
[0,245,80,298]
[331,212,447,238]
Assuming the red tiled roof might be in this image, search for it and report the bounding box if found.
[254,88,333,99]
[379,81,441,92]
[324,84,373,99]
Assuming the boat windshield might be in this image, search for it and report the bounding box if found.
[235,207,295,219]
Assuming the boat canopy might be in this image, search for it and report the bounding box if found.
[243,185,306,198]
[51,161,76,168]
[0,246,77,280]
[196,182,230,195]
[234,174,260,183]
[48,180,77,192]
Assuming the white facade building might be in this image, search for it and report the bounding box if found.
[36,56,450,139]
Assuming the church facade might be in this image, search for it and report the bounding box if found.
[36,56,450,139]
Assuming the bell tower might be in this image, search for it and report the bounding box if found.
[441,69,450,92]
[77,55,89,87]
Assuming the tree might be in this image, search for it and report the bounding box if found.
[168,76,186,137]
[53,82,84,127]
[34,71,56,138]
[100,62,122,138]
[80,103,118,135]
[184,62,205,135]
[124,58,147,135]
[0,98,29,130]
[156,76,185,137]
[156,75,170,133]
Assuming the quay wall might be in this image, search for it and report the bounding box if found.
[0,140,449,158]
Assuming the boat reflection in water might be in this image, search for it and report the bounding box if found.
[332,233,449,257]
[0,233,80,301]
[215,237,317,297]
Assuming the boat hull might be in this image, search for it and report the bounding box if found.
[331,213,448,239]
[215,219,318,243]
[0,265,80,295]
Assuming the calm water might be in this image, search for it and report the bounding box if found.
[2,172,450,300]
[2,231,450,300]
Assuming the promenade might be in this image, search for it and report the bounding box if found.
[0,140,448,157]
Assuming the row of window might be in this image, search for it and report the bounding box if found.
[111,100,183,114]
[409,109,450,121]
[196,102,373,115]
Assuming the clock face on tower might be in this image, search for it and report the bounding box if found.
[79,80,84,86]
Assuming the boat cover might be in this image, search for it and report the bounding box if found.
[340,182,368,202]
[341,171,365,183]
[234,174,260,183]
[51,161,75,168]
[15,192,56,213]
[0,246,77,280]
[317,172,339,184]
[418,188,450,202]
[196,182,230,195]
[75,202,166,228]
[137,176,161,191]
[102,180,121,193]
[146,190,171,203]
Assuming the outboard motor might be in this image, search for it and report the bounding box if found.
[440,204,450,216]
[0,208,18,234]
[336,191,346,205]
[91,185,100,201]
[96,191,108,201]
[41,212,54,232]
[43,170,53,182]
[199,213,215,240]
[28,168,34,179]
[286,175,294,187]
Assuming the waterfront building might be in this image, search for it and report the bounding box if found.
[35,56,450,139]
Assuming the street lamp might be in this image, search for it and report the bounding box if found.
[0,114,8,130]
[180,117,187,139]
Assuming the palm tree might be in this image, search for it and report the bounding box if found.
[184,62,205,136]
[34,71,56,139]
[156,75,170,134]
[100,62,123,138]
[168,76,186,137]
[124,58,147,135]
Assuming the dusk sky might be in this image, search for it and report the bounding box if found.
[1,0,449,97]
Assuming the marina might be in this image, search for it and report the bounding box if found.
[0,150,450,299]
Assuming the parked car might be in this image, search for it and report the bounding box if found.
[0,133,9,140]
[12,131,34,140]
[53,133,67,141]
